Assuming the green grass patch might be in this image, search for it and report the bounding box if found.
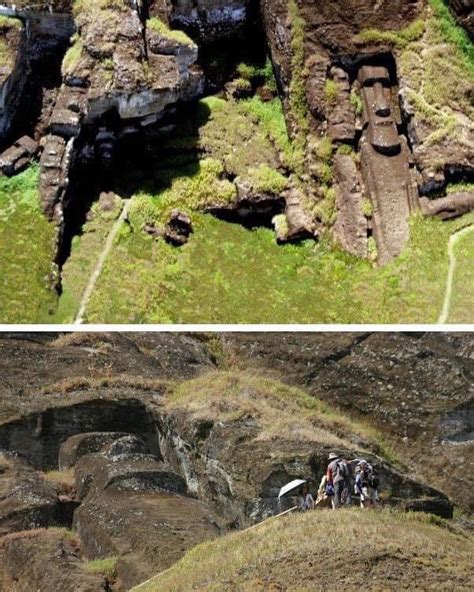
[428,0,474,75]
[324,79,339,105]
[361,199,373,219]
[336,144,355,157]
[78,199,473,324]
[0,15,21,30]
[85,557,118,580]
[313,185,336,225]
[129,158,236,229]
[355,19,426,49]
[73,0,128,17]
[446,182,474,194]
[168,370,397,457]
[287,0,309,172]
[61,35,83,77]
[0,16,21,72]
[0,166,58,323]
[133,509,473,592]
[248,165,288,195]
[147,17,194,47]
[197,98,283,178]
[350,90,363,116]
[235,59,278,88]
[447,226,474,324]
[238,97,294,167]
[50,193,123,324]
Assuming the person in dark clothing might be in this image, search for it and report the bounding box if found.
[326,452,350,509]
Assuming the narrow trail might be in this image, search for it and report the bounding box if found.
[437,224,474,325]
[74,199,131,325]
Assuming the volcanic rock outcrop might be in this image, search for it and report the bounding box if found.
[0,452,61,537]
[1,0,472,275]
[448,0,474,36]
[39,0,203,247]
[0,528,108,592]
[260,0,473,261]
[0,332,472,589]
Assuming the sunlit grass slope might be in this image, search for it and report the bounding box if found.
[0,166,57,322]
[134,509,473,592]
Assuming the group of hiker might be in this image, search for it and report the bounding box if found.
[298,452,380,511]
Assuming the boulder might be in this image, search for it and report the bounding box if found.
[326,67,356,143]
[102,434,150,459]
[58,432,130,470]
[74,451,184,501]
[0,452,60,536]
[164,209,193,246]
[39,133,71,220]
[74,489,222,589]
[0,528,107,592]
[420,192,474,220]
[284,186,316,242]
[333,153,368,259]
[0,136,38,176]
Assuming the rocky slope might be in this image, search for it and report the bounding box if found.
[0,332,472,590]
[0,0,472,282]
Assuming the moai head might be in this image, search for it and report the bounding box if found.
[358,65,400,155]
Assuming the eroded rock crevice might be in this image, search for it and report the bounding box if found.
[0,9,73,153]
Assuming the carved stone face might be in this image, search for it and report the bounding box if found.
[358,65,400,154]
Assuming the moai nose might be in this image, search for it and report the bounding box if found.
[373,82,391,117]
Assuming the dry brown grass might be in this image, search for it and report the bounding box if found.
[50,332,117,353]
[166,370,391,455]
[41,469,76,496]
[40,375,169,396]
[134,509,473,592]
[0,527,79,548]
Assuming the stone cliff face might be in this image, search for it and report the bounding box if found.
[0,1,472,276]
[168,0,252,43]
[260,0,473,262]
[0,332,470,588]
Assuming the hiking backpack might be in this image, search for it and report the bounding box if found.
[368,467,379,489]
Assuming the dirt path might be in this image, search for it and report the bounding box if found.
[74,199,131,325]
[437,224,474,324]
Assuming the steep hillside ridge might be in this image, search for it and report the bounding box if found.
[133,509,474,592]
[0,332,471,589]
[223,332,474,510]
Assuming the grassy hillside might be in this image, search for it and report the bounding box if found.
[71,206,474,324]
[0,166,58,323]
[448,228,474,323]
[133,509,473,592]
[166,370,398,463]
[51,94,474,324]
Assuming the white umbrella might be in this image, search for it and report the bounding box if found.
[278,479,307,499]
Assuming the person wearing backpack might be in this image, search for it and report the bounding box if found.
[326,453,350,509]
[355,460,379,508]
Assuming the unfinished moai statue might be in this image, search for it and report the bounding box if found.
[358,65,419,265]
